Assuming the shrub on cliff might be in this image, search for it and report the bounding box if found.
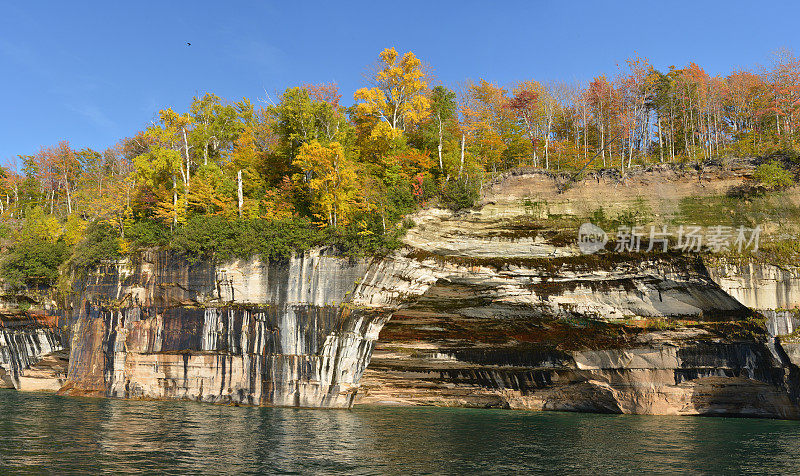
[325,213,414,257]
[167,214,406,264]
[439,178,479,211]
[1,239,69,289]
[753,160,795,191]
[0,209,71,289]
[169,215,327,263]
[67,222,122,271]
[125,219,171,250]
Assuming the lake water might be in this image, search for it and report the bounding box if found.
[2,390,800,474]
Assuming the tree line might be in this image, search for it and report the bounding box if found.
[1,47,799,287]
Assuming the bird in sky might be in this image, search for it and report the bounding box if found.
[186,42,191,46]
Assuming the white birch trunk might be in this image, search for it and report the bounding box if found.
[237,169,244,218]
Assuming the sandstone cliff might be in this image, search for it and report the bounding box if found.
[5,162,800,418]
[59,249,392,408]
[0,312,65,391]
[354,165,800,417]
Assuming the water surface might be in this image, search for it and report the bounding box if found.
[1,390,800,474]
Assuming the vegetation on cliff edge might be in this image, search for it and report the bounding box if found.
[3,47,800,289]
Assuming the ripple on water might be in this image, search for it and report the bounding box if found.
[1,390,800,474]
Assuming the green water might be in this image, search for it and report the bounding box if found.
[1,390,800,474]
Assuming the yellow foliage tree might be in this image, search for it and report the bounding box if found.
[292,141,359,228]
[354,47,430,132]
[461,80,510,172]
[153,187,187,226]
[154,108,194,186]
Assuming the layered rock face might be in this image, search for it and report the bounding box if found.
[354,169,800,418]
[707,261,800,311]
[356,253,800,418]
[64,241,800,415]
[0,314,65,391]
[61,250,393,408]
[59,164,800,416]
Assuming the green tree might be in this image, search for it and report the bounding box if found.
[0,207,70,288]
[410,86,458,174]
[753,160,795,190]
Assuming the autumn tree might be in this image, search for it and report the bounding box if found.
[353,47,431,134]
[303,82,347,142]
[586,75,616,166]
[506,85,540,167]
[725,70,764,136]
[0,207,70,288]
[0,165,14,216]
[408,85,459,174]
[51,141,80,215]
[133,114,191,227]
[292,140,359,228]
[226,122,271,219]
[91,146,134,238]
[615,56,656,171]
[271,86,349,154]
[190,93,243,166]
[538,82,562,169]
[461,80,525,173]
[649,70,674,162]
[766,49,800,143]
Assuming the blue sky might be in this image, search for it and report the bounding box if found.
[2,0,799,165]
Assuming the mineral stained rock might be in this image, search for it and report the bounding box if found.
[49,166,800,416]
[60,249,393,408]
[57,243,800,416]
[0,314,65,390]
[352,168,800,418]
[356,252,800,418]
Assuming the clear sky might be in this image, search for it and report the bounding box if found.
[2,0,799,165]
